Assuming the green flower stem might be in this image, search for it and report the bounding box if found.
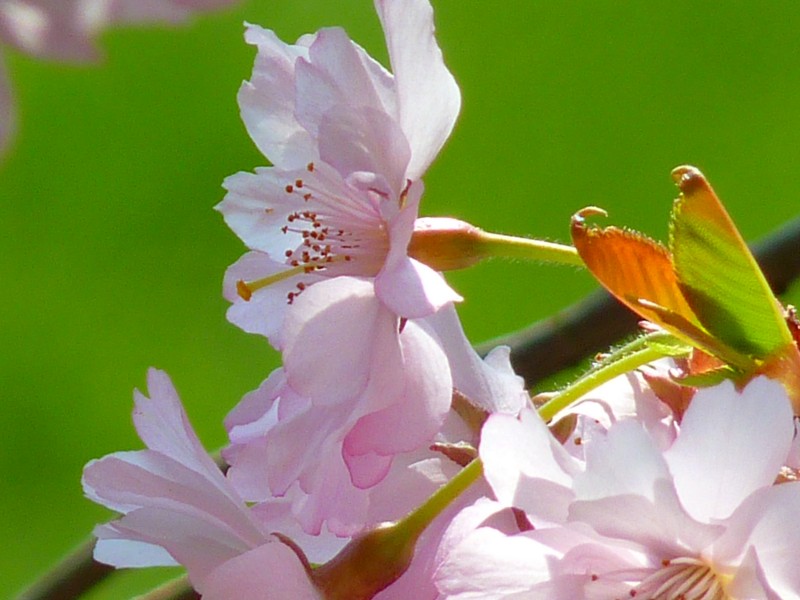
[537,335,672,422]
[312,459,484,599]
[396,458,483,541]
[475,231,584,267]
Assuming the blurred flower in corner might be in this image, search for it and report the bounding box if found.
[0,0,239,152]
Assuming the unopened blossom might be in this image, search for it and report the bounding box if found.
[436,377,800,599]
[81,368,332,598]
[0,0,238,152]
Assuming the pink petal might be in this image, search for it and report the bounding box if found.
[218,169,307,256]
[573,420,670,502]
[425,304,528,414]
[569,479,723,557]
[293,449,372,536]
[130,370,221,479]
[375,475,491,600]
[435,527,553,599]
[95,508,258,588]
[318,104,410,195]
[374,0,460,179]
[295,27,394,140]
[265,403,345,496]
[201,541,320,599]
[480,410,578,523]
[713,482,800,597]
[366,455,463,525]
[224,369,283,436]
[376,256,461,319]
[223,252,323,348]
[665,377,794,522]
[343,320,451,457]
[237,24,317,168]
[91,529,177,568]
[375,189,462,317]
[0,1,97,60]
[342,452,394,489]
[281,277,402,406]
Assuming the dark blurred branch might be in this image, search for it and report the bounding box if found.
[479,215,800,387]
[16,539,113,600]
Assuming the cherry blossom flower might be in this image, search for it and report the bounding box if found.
[81,368,331,598]
[0,0,238,152]
[217,1,527,523]
[218,0,462,348]
[222,321,525,536]
[435,377,800,599]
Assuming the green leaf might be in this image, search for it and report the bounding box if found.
[669,166,792,358]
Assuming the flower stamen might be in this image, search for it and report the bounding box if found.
[633,556,729,600]
[236,264,310,301]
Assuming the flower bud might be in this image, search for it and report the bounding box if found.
[311,522,416,600]
[407,217,486,271]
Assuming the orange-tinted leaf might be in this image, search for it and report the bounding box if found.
[571,208,702,341]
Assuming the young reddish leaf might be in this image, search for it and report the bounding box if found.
[570,208,751,367]
[571,208,698,333]
[670,166,793,357]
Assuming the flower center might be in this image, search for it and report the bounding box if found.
[236,161,392,303]
[630,556,729,600]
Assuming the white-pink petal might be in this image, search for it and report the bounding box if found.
[573,420,670,502]
[238,24,316,168]
[373,0,460,179]
[481,409,579,523]
[281,277,402,406]
[665,377,794,523]
[435,527,553,600]
[424,305,528,415]
[342,320,451,485]
[201,541,321,599]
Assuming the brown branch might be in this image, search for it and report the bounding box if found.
[479,215,800,387]
[16,539,114,600]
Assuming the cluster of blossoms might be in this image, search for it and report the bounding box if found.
[0,0,239,152]
[79,0,800,598]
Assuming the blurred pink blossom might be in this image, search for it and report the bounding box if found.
[436,377,800,599]
[81,368,330,598]
[0,0,238,151]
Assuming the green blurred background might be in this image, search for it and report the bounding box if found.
[2,1,799,597]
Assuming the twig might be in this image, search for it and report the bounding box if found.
[16,539,113,600]
[479,215,800,386]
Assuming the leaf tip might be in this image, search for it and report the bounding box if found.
[571,206,608,230]
[671,165,707,194]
